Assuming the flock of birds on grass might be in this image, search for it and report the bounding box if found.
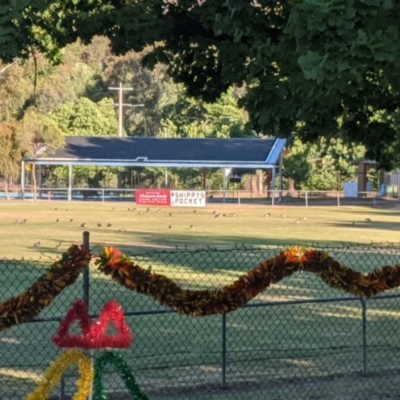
[15,206,376,251]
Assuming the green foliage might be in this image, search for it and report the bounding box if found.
[0,61,32,121]
[70,63,96,97]
[106,52,174,137]
[53,165,119,187]
[284,138,365,190]
[32,69,78,114]
[1,0,396,166]
[48,97,118,136]
[22,108,65,154]
[283,140,312,189]
[4,1,394,187]
[161,87,252,138]
[0,122,30,180]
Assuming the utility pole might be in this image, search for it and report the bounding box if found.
[108,83,144,137]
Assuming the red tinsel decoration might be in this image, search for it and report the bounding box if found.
[90,300,133,349]
[52,300,132,349]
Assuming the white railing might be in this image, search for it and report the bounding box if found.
[3,187,398,206]
[207,189,388,206]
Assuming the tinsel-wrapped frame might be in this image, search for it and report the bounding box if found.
[93,351,149,400]
[24,349,93,400]
[53,299,132,349]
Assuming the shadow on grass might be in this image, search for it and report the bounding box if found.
[330,208,400,217]
[319,220,400,232]
[88,228,400,252]
[0,260,55,302]
[33,226,400,280]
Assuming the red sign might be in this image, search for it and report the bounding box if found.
[135,189,171,206]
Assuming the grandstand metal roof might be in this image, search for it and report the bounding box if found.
[25,136,286,169]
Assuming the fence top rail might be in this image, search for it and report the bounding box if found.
[18,188,383,194]
[25,292,400,324]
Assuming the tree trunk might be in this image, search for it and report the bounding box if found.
[288,178,296,193]
[264,170,272,198]
[256,170,263,194]
[250,174,258,195]
[4,179,10,200]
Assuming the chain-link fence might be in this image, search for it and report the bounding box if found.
[1,241,400,399]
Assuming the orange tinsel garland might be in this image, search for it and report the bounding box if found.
[96,247,302,316]
[0,245,91,332]
[96,247,400,317]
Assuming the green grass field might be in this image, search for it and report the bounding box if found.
[1,201,400,399]
[1,201,400,259]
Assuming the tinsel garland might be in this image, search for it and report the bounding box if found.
[93,351,149,400]
[96,247,400,316]
[53,299,132,349]
[0,245,91,332]
[24,349,93,400]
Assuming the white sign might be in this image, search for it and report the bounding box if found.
[170,190,206,207]
[343,182,357,198]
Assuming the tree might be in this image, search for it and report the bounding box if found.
[283,140,312,192]
[104,50,181,137]
[0,122,30,199]
[22,109,65,199]
[283,137,365,191]
[2,0,399,168]
[161,86,253,138]
[0,61,32,121]
[314,138,365,191]
[46,97,118,189]
[48,97,118,136]
[31,68,78,114]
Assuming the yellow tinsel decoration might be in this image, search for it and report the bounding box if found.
[24,349,93,400]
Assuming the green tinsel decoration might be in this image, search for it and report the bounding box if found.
[93,351,149,400]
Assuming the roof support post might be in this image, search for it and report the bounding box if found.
[223,168,228,203]
[38,165,42,199]
[271,166,276,206]
[271,167,276,190]
[278,152,284,203]
[20,161,25,200]
[68,164,73,202]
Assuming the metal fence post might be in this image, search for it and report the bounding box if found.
[60,231,90,399]
[222,314,227,389]
[60,375,65,400]
[82,231,90,307]
[82,231,92,400]
[305,191,308,207]
[361,297,367,375]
